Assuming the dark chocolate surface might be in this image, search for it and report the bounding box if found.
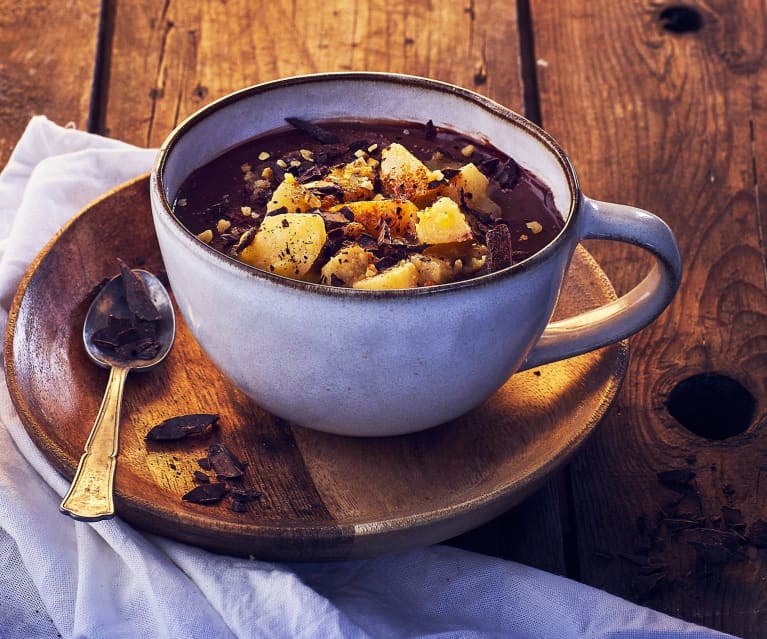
[173,120,564,280]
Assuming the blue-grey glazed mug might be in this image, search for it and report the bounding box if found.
[150,72,681,437]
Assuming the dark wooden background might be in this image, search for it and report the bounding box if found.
[2,1,766,636]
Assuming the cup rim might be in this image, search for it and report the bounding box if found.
[151,71,581,298]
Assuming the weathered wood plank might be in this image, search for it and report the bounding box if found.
[0,1,101,167]
[102,0,524,147]
[531,1,767,635]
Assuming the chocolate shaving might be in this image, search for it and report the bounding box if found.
[231,487,262,502]
[193,470,210,483]
[92,315,160,361]
[424,119,437,140]
[182,482,228,504]
[117,258,161,321]
[319,210,353,225]
[231,499,248,512]
[296,165,324,183]
[485,224,513,272]
[207,443,247,479]
[285,117,340,144]
[145,413,219,441]
[377,221,392,245]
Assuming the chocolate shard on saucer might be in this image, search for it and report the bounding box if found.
[207,442,247,479]
[182,482,228,504]
[145,413,220,441]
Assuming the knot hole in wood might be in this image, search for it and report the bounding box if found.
[665,373,755,440]
[658,5,704,33]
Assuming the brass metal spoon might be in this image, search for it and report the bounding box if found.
[60,267,175,521]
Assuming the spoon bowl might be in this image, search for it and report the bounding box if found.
[60,267,175,521]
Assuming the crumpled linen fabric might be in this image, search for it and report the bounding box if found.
[0,116,737,639]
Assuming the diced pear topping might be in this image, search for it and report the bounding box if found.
[440,163,501,217]
[331,199,417,238]
[239,213,326,278]
[352,260,419,290]
[266,173,315,213]
[320,244,376,287]
[380,143,442,202]
[326,157,378,201]
[409,253,463,286]
[416,197,474,245]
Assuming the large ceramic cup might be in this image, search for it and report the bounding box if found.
[150,73,681,437]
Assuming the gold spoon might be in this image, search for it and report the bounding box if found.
[60,267,175,521]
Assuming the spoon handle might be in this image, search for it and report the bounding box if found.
[60,365,130,521]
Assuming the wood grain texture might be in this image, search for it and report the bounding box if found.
[531,0,767,635]
[102,0,524,147]
[0,1,100,166]
[4,176,626,561]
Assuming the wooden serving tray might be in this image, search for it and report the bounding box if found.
[4,175,628,561]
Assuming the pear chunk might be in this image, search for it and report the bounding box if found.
[416,197,473,245]
[240,213,326,278]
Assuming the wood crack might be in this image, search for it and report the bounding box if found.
[750,108,767,294]
[147,1,174,147]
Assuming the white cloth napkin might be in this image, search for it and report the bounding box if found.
[0,116,736,639]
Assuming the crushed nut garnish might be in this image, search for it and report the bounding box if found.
[240,163,251,173]
[460,144,475,157]
[367,143,378,153]
[258,151,271,161]
[300,149,315,161]
[216,219,231,234]
[526,221,543,234]
[289,159,302,168]
[240,206,253,217]
[197,229,213,243]
[177,198,188,207]
[261,166,273,179]
[276,159,288,168]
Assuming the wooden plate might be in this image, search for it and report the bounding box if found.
[4,175,628,561]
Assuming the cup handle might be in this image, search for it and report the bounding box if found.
[520,197,682,371]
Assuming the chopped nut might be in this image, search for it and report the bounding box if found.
[240,206,253,217]
[261,166,274,179]
[240,163,252,173]
[253,179,271,189]
[177,197,188,207]
[197,229,214,243]
[289,159,302,168]
[276,159,288,168]
[519,234,529,241]
[367,143,379,153]
[216,219,231,234]
[526,221,543,234]
[354,148,367,159]
[258,151,271,161]
[460,144,475,157]
[299,149,315,161]
[431,151,444,161]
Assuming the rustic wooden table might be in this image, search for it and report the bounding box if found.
[2,1,765,637]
